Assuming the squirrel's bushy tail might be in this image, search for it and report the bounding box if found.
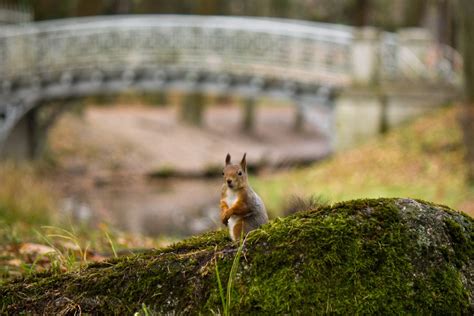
[283,195,329,216]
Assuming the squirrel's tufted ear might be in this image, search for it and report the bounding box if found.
[225,153,232,165]
[240,153,247,171]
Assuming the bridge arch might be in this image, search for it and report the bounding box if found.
[0,15,346,158]
[0,67,337,158]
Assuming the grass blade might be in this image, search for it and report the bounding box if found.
[215,257,227,316]
[105,231,117,258]
[226,234,245,314]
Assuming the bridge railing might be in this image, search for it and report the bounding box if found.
[0,15,462,97]
[0,15,355,90]
[380,30,462,85]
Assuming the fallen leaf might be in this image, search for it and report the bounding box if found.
[19,243,55,256]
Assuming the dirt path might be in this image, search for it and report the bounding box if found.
[49,104,330,177]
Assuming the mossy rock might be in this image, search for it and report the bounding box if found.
[1,198,473,314]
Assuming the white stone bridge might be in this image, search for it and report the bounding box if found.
[0,15,462,158]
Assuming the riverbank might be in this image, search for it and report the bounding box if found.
[44,102,330,236]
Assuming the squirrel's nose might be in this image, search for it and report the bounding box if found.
[227,179,232,185]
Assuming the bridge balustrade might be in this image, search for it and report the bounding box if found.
[0,16,355,89]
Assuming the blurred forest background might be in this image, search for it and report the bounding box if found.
[6,0,457,44]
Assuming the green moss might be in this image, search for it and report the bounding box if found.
[1,198,472,314]
[445,217,473,266]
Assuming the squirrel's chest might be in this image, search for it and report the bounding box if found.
[225,190,239,207]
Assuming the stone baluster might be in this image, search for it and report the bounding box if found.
[351,27,380,85]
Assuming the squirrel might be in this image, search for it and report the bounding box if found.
[220,153,268,241]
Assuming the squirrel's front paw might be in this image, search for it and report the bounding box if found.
[221,213,229,225]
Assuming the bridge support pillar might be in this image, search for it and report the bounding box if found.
[0,102,72,160]
[242,98,256,133]
[334,90,383,151]
[294,103,305,133]
[180,92,205,126]
[333,85,459,151]
[293,97,334,137]
[351,27,380,84]
[154,91,167,106]
[1,108,43,160]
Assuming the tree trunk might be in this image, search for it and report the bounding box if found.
[403,0,426,27]
[32,0,76,20]
[436,0,453,45]
[457,0,474,182]
[115,0,132,14]
[354,0,370,27]
[460,107,474,182]
[74,1,102,17]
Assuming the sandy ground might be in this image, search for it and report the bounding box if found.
[50,103,331,176]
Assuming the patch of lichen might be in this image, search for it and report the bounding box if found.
[1,198,472,314]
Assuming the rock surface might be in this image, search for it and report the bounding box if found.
[1,198,472,314]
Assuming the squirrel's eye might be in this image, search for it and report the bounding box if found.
[238,171,242,176]
[222,172,224,176]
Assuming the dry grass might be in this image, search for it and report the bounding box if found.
[0,162,58,225]
[0,162,172,283]
[253,105,474,217]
